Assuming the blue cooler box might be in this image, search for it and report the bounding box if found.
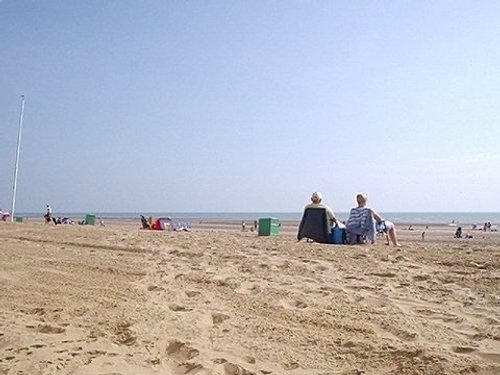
[331,227,346,244]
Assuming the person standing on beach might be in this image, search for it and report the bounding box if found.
[45,203,53,224]
[303,192,338,228]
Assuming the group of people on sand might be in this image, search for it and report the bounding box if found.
[302,191,401,246]
[43,203,104,226]
[479,222,495,232]
[241,220,258,232]
[454,226,473,239]
[140,215,190,231]
[44,203,69,225]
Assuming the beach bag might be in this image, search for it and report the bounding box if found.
[331,225,346,244]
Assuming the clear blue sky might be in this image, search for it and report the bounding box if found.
[1,1,499,213]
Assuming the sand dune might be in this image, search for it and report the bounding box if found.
[0,223,499,374]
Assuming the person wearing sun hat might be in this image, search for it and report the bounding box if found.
[304,191,337,227]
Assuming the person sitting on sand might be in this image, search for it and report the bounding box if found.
[140,215,150,229]
[454,226,462,238]
[0,208,11,222]
[303,191,338,228]
[346,193,400,246]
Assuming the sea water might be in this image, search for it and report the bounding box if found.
[17,211,500,225]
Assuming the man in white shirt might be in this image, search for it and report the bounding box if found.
[45,203,53,223]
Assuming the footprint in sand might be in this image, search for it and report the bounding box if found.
[315,264,328,272]
[111,322,136,346]
[212,312,230,325]
[412,274,431,281]
[223,362,255,375]
[243,356,256,364]
[450,346,500,364]
[358,295,388,309]
[376,320,417,341]
[282,361,300,370]
[25,307,46,315]
[236,283,260,295]
[169,304,193,312]
[166,340,200,361]
[36,324,66,334]
[476,352,500,364]
[87,349,107,357]
[176,363,209,374]
[185,290,201,298]
[367,271,397,278]
[281,299,308,310]
[147,284,164,291]
[165,340,209,374]
[213,358,228,364]
[452,346,476,354]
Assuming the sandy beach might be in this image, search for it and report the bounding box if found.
[0,222,499,374]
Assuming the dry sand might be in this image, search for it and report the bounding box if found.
[0,222,499,374]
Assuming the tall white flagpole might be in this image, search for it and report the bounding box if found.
[11,95,25,222]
